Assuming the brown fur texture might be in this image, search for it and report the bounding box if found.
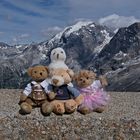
[49,68,74,86]
[74,70,108,114]
[98,75,108,87]
[45,68,83,115]
[74,70,96,88]
[19,65,53,115]
[27,66,49,82]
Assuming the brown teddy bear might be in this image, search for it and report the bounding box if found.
[44,68,84,115]
[74,70,110,115]
[19,65,55,115]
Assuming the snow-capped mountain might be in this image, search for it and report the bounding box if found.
[0,21,140,91]
[0,21,114,88]
[48,21,114,70]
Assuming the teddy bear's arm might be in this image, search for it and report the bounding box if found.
[19,83,32,104]
[67,86,84,105]
[67,86,80,98]
[99,75,108,87]
[23,83,32,96]
[47,84,56,100]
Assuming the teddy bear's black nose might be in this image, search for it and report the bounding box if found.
[40,72,42,76]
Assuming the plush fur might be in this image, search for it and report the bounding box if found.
[49,47,68,70]
[74,70,109,115]
[45,68,83,115]
[19,65,54,115]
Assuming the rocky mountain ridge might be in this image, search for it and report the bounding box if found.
[0,22,140,91]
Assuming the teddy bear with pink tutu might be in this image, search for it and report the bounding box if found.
[74,70,110,115]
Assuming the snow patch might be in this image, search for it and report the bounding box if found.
[15,45,23,49]
[48,21,93,45]
[65,21,93,37]
[94,30,112,53]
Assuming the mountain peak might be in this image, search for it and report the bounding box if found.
[128,22,140,32]
[0,42,11,48]
[48,21,95,45]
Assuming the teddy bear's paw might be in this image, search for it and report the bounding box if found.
[41,102,53,116]
[75,94,84,106]
[79,106,91,115]
[65,102,77,114]
[94,107,105,113]
[48,92,56,100]
[19,94,28,104]
[20,102,32,114]
[53,104,65,115]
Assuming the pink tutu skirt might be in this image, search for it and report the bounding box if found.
[78,81,110,111]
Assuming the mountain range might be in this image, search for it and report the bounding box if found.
[0,21,140,91]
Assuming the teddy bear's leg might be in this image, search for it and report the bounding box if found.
[20,98,35,114]
[94,106,106,113]
[78,106,91,115]
[26,98,37,107]
[64,99,77,114]
[52,100,65,115]
[20,102,32,114]
[41,101,54,115]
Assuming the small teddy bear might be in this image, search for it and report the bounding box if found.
[49,47,68,70]
[19,65,55,115]
[44,68,83,115]
[74,70,110,115]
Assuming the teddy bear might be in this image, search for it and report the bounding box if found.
[49,47,68,70]
[44,68,84,115]
[19,65,55,115]
[74,70,110,115]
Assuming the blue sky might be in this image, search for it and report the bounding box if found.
[0,0,140,45]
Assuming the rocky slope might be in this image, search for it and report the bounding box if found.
[0,90,140,140]
[0,22,140,91]
[97,23,140,91]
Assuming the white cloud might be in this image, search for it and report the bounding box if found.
[20,33,30,38]
[12,33,30,44]
[98,14,140,29]
[41,26,63,38]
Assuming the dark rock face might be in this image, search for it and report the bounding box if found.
[96,22,140,91]
[0,22,140,91]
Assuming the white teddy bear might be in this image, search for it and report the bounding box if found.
[48,47,73,87]
[49,47,68,70]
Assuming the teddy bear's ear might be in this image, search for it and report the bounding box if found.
[67,69,74,78]
[88,71,96,79]
[73,74,78,81]
[44,66,49,73]
[49,68,55,76]
[27,67,33,76]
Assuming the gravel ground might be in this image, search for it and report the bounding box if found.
[0,89,140,140]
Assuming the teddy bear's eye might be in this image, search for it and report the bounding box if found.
[53,52,56,55]
[87,77,89,79]
[61,51,63,53]
[34,71,37,73]
[80,79,82,81]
